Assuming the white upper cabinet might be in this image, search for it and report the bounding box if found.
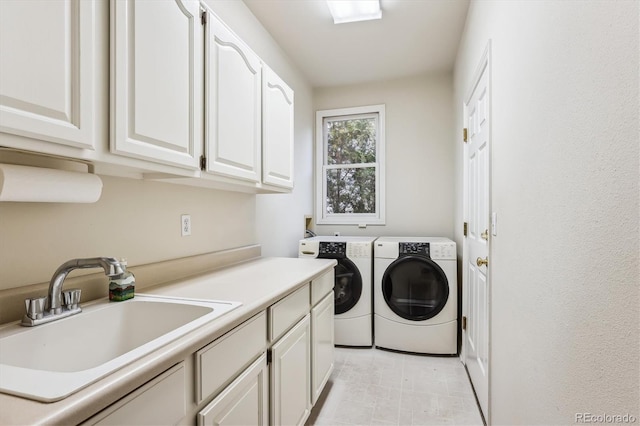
[0,0,97,150]
[110,0,202,169]
[204,7,262,183]
[262,65,294,189]
[0,0,293,192]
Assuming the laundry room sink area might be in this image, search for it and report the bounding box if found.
[0,295,241,402]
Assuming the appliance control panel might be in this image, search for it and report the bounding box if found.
[399,242,430,257]
[398,241,457,260]
[429,242,457,260]
[346,242,372,258]
[319,241,346,256]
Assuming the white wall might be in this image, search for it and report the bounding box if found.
[204,0,315,258]
[453,1,639,423]
[0,176,255,290]
[314,73,455,239]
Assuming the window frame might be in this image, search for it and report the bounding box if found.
[315,104,386,225]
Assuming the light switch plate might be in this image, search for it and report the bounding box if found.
[491,212,497,236]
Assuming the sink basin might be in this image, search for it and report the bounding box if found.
[0,295,241,402]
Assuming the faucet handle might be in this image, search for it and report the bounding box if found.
[62,289,82,310]
[24,297,46,320]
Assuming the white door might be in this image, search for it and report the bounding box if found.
[110,0,202,169]
[262,64,294,189]
[270,314,311,426]
[463,48,490,420]
[204,8,261,183]
[0,0,96,150]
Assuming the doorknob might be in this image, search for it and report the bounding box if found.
[481,229,489,241]
[476,257,488,267]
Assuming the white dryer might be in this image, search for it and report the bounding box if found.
[374,237,457,355]
[299,236,376,347]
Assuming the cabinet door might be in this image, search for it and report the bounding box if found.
[111,0,202,169]
[0,0,96,150]
[270,314,311,426]
[204,9,261,183]
[262,65,294,189]
[84,363,186,425]
[198,354,268,426]
[311,292,334,405]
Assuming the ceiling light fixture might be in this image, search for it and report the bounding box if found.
[326,0,382,24]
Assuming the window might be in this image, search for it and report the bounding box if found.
[315,104,385,225]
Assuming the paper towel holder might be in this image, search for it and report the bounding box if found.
[0,147,94,173]
[0,148,103,203]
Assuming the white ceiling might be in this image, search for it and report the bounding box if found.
[243,0,470,88]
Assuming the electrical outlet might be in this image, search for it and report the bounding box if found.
[181,214,191,236]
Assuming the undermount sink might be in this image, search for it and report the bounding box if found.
[0,295,241,402]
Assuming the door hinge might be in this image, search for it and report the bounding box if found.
[266,349,272,365]
[199,155,207,170]
[201,10,207,25]
[463,222,468,237]
[462,316,467,330]
[463,127,468,142]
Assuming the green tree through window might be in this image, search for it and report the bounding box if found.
[326,117,376,214]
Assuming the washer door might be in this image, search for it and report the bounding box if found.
[334,258,363,315]
[382,256,449,321]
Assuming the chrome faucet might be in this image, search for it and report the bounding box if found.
[22,257,125,327]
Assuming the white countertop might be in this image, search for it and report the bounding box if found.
[0,256,336,425]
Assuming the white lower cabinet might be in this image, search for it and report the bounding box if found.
[84,363,187,425]
[197,353,268,426]
[270,314,311,426]
[311,292,335,405]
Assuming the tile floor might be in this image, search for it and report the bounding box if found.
[306,347,485,426]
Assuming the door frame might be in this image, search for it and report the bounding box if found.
[461,39,492,423]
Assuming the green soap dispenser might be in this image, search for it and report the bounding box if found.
[109,259,135,301]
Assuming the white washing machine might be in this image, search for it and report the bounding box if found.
[299,236,376,347]
[374,237,457,354]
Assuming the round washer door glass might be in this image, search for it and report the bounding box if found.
[382,256,449,321]
[334,258,362,315]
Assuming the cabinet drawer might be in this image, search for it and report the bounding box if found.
[311,269,334,306]
[195,311,267,404]
[86,363,186,425]
[269,284,310,342]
